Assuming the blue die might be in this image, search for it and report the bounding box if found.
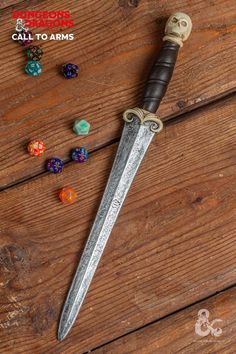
[62,63,79,79]
[46,158,64,174]
[71,147,88,163]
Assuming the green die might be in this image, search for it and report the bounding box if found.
[73,119,90,135]
[25,61,42,76]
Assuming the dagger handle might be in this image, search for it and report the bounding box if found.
[142,41,179,113]
[142,12,192,114]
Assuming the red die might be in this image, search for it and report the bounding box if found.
[28,140,45,157]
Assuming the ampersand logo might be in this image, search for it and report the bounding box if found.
[195,309,223,337]
[15,18,28,32]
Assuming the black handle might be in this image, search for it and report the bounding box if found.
[142,40,180,113]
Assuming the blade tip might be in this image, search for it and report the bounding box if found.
[58,319,70,341]
[57,328,68,341]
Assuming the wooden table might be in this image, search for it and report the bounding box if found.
[0,1,235,353]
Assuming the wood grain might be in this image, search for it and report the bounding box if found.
[0,0,24,10]
[94,286,236,354]
[0,0,236,188]
[0,95,235,353]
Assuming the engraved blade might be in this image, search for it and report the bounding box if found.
[58,117,157,341]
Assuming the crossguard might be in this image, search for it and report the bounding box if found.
[123,108,163,133]
[142,12,192,114]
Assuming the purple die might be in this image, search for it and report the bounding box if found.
[62,63,79,79]
[71,147,88,163]
[46,158,64,174]
[18,30,33,46]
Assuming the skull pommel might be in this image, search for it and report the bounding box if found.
[163,12,192,47]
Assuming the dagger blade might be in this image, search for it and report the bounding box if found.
[58,115,158,341]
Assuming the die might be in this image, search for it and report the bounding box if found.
[25,61,42,76]
[71,147,88,163]
[47,158,64,174]
[27,140,45,156]
[27,45,43,61]
[18,30,33,46]
[59,187,78,204]
[73,119,90,136]
[62,63,79,79]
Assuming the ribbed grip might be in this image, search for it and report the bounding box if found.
[142,41,180,113]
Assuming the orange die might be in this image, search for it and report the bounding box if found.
[59,187,78,204]
[28,140,45,156]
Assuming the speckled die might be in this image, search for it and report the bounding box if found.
[71,147,88,163]
[46,158,64,174]
[25,61,42,76]
[27,45,43,61]
[27,140,45,156]
[17,30,33,46]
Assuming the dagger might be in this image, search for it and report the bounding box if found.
[58,12,192,341]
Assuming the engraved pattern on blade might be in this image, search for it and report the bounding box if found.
[58,115,156,340]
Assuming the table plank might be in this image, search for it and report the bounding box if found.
[0,95,235,353]
[94,286,236,354]
[0,0,24,9]
[0,0,235,188]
